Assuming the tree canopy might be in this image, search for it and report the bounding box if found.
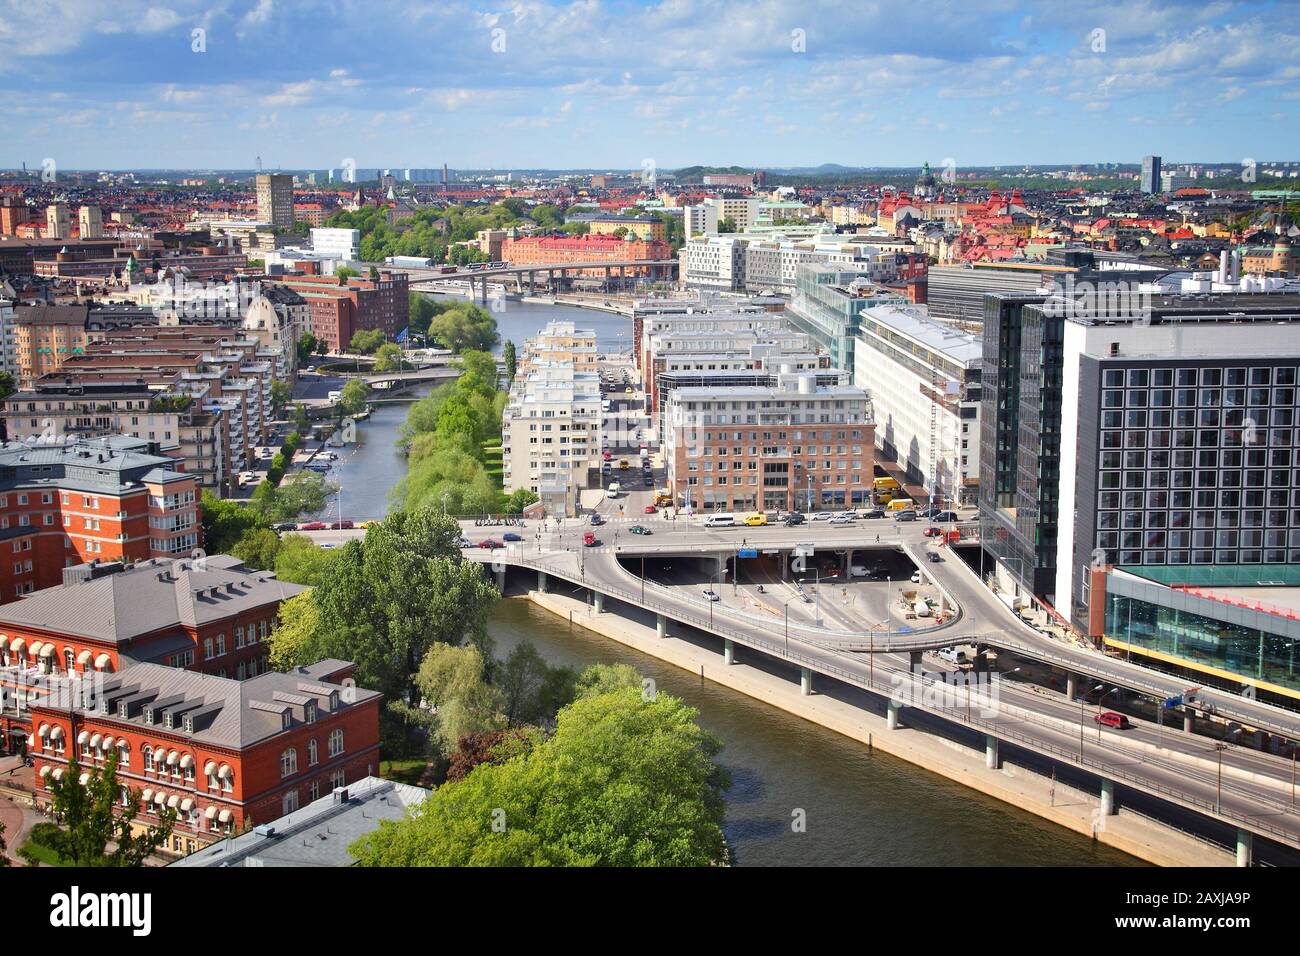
[350,681,729,866]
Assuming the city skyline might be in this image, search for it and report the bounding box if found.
[3,0,1300,170]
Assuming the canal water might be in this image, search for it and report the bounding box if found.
[327,297,1140,866]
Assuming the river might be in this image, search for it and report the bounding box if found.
[328,297,1139,866]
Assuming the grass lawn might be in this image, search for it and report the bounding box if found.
[18,832,76,867]
[379,759,431,787]
[482,443,504,489]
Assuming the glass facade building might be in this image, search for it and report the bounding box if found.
[787,264,906,375]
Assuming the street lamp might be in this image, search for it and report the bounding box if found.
[1080,683,1103,760]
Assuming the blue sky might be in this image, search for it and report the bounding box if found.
[3,0,1299,171]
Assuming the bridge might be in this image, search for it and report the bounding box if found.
[402,259,679,301]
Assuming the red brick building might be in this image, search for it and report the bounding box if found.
[502,233,671,277]
[0,553,307,756]
[0,436,201,603]
[28,657,381,855]
[265,271,409,352]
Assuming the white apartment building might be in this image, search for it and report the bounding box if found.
[518,321,599,377]
[678,235,750,292]
[682,196,761,237]
[501,363,603,516]
[0,298,18,377]
[852,303,982,507]
[310,228,362,260]
[743,237,895,295]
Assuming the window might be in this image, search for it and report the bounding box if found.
[282,789,299,815]
[308,738,318,766]
[330,769,346,790]
[328,728,344,757]
[143,746,154,772]
[280,748,298,778]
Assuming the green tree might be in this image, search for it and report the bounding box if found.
[269,591,322,671]
[348,329,386,354]
[373,342,403,373]
[0,372,16,402]
[504,488,539,514]
[574,662,642,698]
[350,684,729,866]
[335,266,359,280]
[293,402,311,433]
[201,490,263,554]
[275,533,337,586]
[502,339,517,384]
[296,333,320,366]
[428,304,499,353]
[416,642,505,751]
[269,379,292,417]
[717,216,737,234]
[339,378,370,416]
[409,292,437,337]
[496,641,576,728]
[231,526,282,570]
[40,751,176,867]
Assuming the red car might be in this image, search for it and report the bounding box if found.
[297,521,327,531]
[583,532,598,547]
[1094,711,1130,729]
[477,539,504,549]
[643,505,657,514]
[602,450,612,461]
[329,520,354,530]
[923,526,943,537]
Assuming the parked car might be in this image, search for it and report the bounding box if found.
[457,537,472,549]
[936,646,968,665]
[328,520,353,530]
[894,510,918,522]
[629,525,652,535]
[810,512,833,521]
[297,521,327,531]
[503,532,523,542]
[1094,711,1131,729]
[702,589,720,602]
[271,522,297,532]
[744,512,768,526]
[478,539,504,549]
[829,513,854,525]
[861,508,886,519]
[783,513,806,526]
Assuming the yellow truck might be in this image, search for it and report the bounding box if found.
[886,497,915,512]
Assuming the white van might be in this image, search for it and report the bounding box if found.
[703,513,736,528]
[607,482,621,498]
[936,646,967,665]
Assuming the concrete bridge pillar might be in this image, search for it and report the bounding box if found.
[537,570,547,593]
[656,613,667,638]
[974,649,989,674]
[724,639,735,666]
[1100,779,1116,816]
[1066,672,1077,701]
[495,567,505,592]
[909,650,923,672]
[887,700,900,730]
[1183,710,1195,734]
[984,734,999,769]
[1236,828,1253,867]
[800,667,812,696]
[593,591,604,614]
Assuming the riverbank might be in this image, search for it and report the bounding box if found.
[520,588,1233,867]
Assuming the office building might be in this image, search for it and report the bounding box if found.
[853,303,983,506]
[310,227,361,260]
[1141,155,1162,194]
[77,206,104,239]
[786,264,909,374]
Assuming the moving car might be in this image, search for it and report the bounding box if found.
[932,511,958,522]
[861,508,886,519]
[810,512,833,521]
[297,521,327,531]
[910,570,923,583]
[894,510,918,521]
[1094,711,1131,730]
[271,522,297,532]
[936,646,968,665]
[457,537,472,549]
[590,514,605,525]
[478,539,504,549]
[582,532,599,547]
[703,513,736,528]
[702,589,720,602]
[503,532,523,542]
[644,505,657,514]
[829,513,854,525]
[629,525,652,535]
[782,513,806,526]
[328,520,354,530]
[744,512,767,526]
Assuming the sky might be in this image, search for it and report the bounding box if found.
[2,0,1300,171]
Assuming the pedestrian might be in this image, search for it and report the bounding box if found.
[876,534,880,543]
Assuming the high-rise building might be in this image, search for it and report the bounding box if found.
[45,203,70,239]
[77,205,103,239]
[255,173,295,231]
[1140,155,1162,194]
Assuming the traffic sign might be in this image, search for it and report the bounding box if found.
[738,548,758,559]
